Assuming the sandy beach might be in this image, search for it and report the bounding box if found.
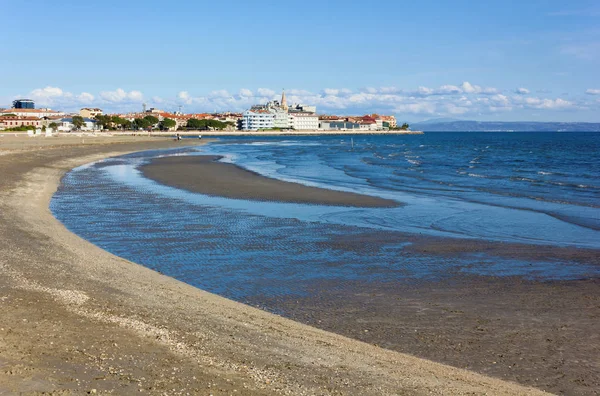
[141,155,399,207]
[0,135,554,395]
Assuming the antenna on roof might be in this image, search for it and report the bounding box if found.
[178,105,182,114]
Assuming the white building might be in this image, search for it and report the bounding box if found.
[241,90,318,130]
[290,112,319,130]
[241,109,274,130]
[272,108,291,129]
[57,117,98,132]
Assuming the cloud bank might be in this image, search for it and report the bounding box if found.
[4,82,596,120]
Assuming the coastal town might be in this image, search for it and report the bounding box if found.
[0,90,412,134]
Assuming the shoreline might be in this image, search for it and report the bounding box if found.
[0,136,545,395]
[140,155,400,208]
[114,130,425,136]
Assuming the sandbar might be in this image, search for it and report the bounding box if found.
[141,155,400,207]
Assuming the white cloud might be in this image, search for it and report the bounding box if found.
[439,84,462,94]
[519,97,573,109]
[457,82,498,95]
[177,91,192,105]
[239,88,253,97]
[488,94,511,108]
[100,88,144,103]
[77,92,95,103]
[31,86,65,98]
[411,82,496,97]
[416,86,434,96]
[6,82,593,119]
[461,82,479,93]
[26,86,96,109]
[322,88,352,96]
[395,102,437,114]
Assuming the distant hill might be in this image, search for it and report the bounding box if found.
[411,120,600,132]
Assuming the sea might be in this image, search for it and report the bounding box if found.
[51,132,600,304]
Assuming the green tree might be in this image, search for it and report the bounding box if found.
[72,116,85,130]
[160,118,177,130]
[134,118,151,129]
[110,116,130,130]
[94,114,111,129]
[186,118,203,129]
[144,115,159,125]
[400,123,410,130]
[49,122,59,132]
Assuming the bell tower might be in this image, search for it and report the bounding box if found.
[281,89,288,111]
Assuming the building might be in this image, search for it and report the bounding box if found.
[380,115,397,128]
[0,108,65,118]
[12,99,35,109]
[241,109,274,130]
[57,117,98,131]
[80,108,103,118]
[290,112,319,130]
[289,103,316,114]
[272,108,290,129]
[281,89,288,111]
[0,116,43,129]
[241,90,318,130]
[320,121,360,130]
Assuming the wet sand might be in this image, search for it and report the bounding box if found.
[139,149,600,395]
[0,135,544,395]
[141,155,400,207]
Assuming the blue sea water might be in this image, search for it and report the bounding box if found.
[51,133,600,301]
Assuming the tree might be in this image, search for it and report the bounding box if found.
[94,114,112,129]
[134,118,151,129]
[49,122,59,132]
[72,116,85,130]
[110,116,130,130]
[160,118,177,130]
[144,115,159,124]
[400,123,410,130]
[186,118,203,129]
[186,118,229,130]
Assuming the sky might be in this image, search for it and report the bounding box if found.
[1,0,599,122]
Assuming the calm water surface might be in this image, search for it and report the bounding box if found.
[51,133,600,302]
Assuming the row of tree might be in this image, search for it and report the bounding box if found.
[92,114,233,131]
[185,118,233,130]
[390,123,410,131]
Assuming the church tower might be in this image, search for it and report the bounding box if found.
[281,89,288,111]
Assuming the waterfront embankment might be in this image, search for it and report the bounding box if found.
[0,135,545,395]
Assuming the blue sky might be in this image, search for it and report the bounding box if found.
[1,0,599,122]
